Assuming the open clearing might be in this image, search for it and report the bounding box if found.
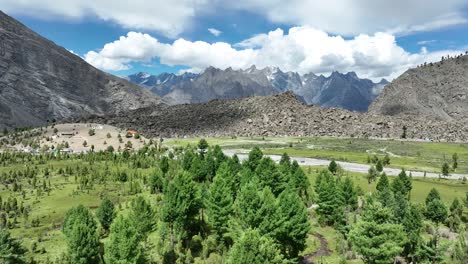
[167,136,468,174]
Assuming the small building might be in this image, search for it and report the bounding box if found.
[126,130,138,138]
[60,132,75,137]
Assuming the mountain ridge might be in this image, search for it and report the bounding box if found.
[127,67,388,111]
[369,53,468,121]
[0,11,160,129]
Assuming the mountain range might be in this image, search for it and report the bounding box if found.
[127,67,388,112]
[0,11,160,129]
[1,9,468,141]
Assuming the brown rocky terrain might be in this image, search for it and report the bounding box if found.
[370,53,468,121]
[0,11,160,130]
[81,92,468,142]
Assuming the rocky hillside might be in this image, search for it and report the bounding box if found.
[83,92,468,142]
[128,67,387,111]
[369,53,468,121]
[0,11,160,129]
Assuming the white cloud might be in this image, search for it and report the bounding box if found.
[208,28,222,36]
[227,0,468,35]
[84,27,465,81]
[417,40,437,45]
[0,0,209,37]
[1,0,467,37]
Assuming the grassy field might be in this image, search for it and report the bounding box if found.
[167,136,468,174]
[304,166,468,205]
[1,136,467,263]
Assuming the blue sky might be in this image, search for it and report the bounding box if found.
[3,0,468,80]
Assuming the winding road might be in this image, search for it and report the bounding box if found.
[223,149,466,180]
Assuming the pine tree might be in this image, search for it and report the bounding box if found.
[62,205,99,264]
[341,177,358,211]
[161,172,200,248]
[375,159,384,172]
[227,230,285,264]
[425,188,441,206]
[206,173,233,240]
[366,165,378,193]
[245,147,263,171]
[452,153,458,171]
[96,197,116,232]
[315,171,345,226]
[197,139,209,155]
[328,160,338,175]
[289,164,309,201]
[446,198,463,231]
[0,229,27,263]
[442,162,450,177]
[233,182,277,234]
[349,202,406,264]
[129,196,155,239]
[393,192,408,223]
[402,204,424,262]
[274,189,310,260]
[255,157,287,196]
[376,172,389,192]
[104,215,144,264]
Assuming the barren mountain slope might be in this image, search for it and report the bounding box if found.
[370,54,468,121]
[0,11,160,129]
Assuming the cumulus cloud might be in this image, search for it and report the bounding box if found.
[208,28,222,36]
[1,0,467,36]
[84,27,465,80]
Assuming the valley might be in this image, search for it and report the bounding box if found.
[0,7,467,264]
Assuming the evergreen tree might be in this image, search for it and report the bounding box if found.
[96,197,116,232]
[274,189,310,260]
[425,188,441,206]
[366,166,378,193]
[349,202,406,264]
[341,177,358,211]
[375,159,384,173]
[442,162,450,177]
[227,229,285,264]
[197,139,209,155]
[62,205,99,264]
[255,157,287,196]
[160,156,169,176]
[233,180,264,229]
[0,229,27,263]
[426,199,448,225]
[402,204,424,262]
[289,163,309,201]
[393,192,408,223]
[452,226,467,264]
[104,215,144,264]
[452,153,458,171]
[328,160,338,175]
[376,173,389,192]
[161,172,200,247]
[315,171,345,226]
[446,198,463,231]
[206,173,233,240]
[245,147,263,171]
[148,172,163,194]
[279,153,291,172]
[129,196,155,239]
